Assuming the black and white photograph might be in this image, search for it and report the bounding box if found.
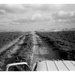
[0,1,75,71]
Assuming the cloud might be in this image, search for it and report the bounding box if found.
[0,4,60,14]
[0,9,6,14]
[58,11,68,16]
[0,4,75,27]
[52,10,75,23]
[0,4,26,14]
[0,4,75,14]
[53,11,75,18]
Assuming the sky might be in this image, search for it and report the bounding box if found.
[0,4,75,31]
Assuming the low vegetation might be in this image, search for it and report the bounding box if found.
[0,32,22,48]
[36,31,75,60]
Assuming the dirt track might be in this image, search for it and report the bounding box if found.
[0,32,61,70]
[0,34,33,70]
[30,32,61,68]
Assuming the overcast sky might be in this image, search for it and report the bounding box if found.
[1,4,75,13]
[0,4,75,31]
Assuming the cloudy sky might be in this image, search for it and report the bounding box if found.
[0,4,75,31]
